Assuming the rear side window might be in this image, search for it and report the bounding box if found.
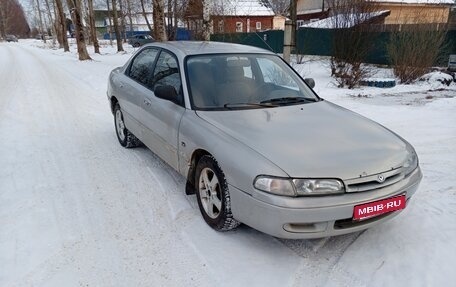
[128,48,159,85]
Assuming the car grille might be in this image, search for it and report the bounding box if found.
[344,167,404,193]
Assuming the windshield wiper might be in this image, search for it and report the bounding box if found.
[223,102,279,109]
[260,97,318,105]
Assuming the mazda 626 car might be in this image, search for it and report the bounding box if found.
[107,41,422,239]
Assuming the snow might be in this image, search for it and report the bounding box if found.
[1,40,456,287]
[302,10,391,28]
[420,71,454,87]
[212,0,275,16]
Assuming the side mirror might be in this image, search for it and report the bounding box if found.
[304,78,315,89]
[155,85,179,104]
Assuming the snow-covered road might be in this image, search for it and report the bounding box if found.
[1,41,455,287]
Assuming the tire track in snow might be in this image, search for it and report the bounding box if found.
[0,43,215,287]
[280,231,367,287]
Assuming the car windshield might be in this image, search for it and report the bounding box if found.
[186,54,319,110]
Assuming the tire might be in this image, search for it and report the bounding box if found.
[195,155,241,231]
[114,103,141,148]
[133,42,140,48]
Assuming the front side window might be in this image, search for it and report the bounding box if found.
[186,54,319,110]
[150,51,181,94]
[128,48,159,85]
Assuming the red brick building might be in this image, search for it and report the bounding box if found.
[185,0,275,36]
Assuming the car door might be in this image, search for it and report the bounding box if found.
[120,48,160,138]
[140,49,185,170]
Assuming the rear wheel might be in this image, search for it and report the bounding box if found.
[133,42,140,48]
[114,103,141,148]
[195,155,240,231]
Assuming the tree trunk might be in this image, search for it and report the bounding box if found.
[66,0,92,60]
[140,0,153,36]
[111,0,124,51]
[173,0,177,40]
[125,0,133,34]
[118,0,126,42]
[36,0,46,43]
[152,0,167,41]
[201,0,211,41]
[87,0,100,53]
[43,0,57,45]
[54,0,69,51]
[106,0,113,46]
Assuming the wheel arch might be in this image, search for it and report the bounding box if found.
[110,96,119,114]
[185,148,212,195]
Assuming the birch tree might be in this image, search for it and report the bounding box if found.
[201,0,211,41]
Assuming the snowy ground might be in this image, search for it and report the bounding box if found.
[1,40,455,287]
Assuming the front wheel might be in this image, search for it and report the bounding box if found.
[114,103,141,148]
[195,155,240,231]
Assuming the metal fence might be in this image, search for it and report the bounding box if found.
[211,28,456,66]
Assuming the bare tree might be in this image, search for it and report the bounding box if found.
[35,0,46,42]
[327,0,381,88]
[387,9,449,84]
[0,0,30,38]
[66,0,92,60]
[43,0,57,45]
[118,0,126,41]
[124,0,133,34]
[153,0,167,41]
[111,0,124,51]
[140,0,153,35]
[87,0,100,53]
[54,0,69,51]
[106,0,113,45]
[262,0,288,15]
[201,0,211,40]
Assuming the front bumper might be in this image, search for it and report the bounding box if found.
[229,167,422,239]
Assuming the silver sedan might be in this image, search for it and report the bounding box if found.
[107,41,422,239]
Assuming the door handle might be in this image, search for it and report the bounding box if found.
[144,99,151,106]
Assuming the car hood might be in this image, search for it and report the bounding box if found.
[196,101,408,180]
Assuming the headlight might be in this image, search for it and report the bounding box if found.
[293,179,345,195]
[254,176,345,196]
[254,176,295,196]
[403,147,418,175]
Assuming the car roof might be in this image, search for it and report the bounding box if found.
[143,41,275,57]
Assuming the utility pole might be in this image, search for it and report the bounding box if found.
[290,0,297,50]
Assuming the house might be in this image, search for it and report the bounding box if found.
[296,0,329,27]
[185,0,275,35]
[372,0,454,24]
